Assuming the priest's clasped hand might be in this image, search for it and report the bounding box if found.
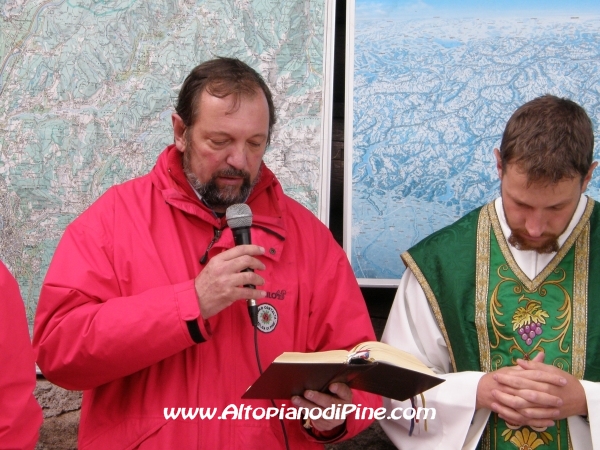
[476,352,588,428]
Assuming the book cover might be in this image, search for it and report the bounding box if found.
[242,341,444,401]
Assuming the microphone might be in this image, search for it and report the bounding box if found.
[226,204,258,327]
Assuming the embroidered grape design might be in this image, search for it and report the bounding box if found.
[513,299,548,347]
[518,322,543,346]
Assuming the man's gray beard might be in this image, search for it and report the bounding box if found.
[183,149,260,210]
[507,233,559,254]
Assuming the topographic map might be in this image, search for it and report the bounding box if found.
[0,0,331,321]
[349,0,600,283]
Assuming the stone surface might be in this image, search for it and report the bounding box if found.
[34,379,81,449]
[36,410,79,450]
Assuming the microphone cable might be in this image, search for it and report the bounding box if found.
[254,325,291,450]
[227,203,290,449]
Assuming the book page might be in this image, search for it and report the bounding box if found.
[272,342,436,376]
[351,341,436,376]
[274,349,350,364]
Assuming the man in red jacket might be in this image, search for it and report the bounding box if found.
[0,260,42,449]
[33,57,380,449]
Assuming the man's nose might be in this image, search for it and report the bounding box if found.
[226,143,248,170]
[525,210,546,237]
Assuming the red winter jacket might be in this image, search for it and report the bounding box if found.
[0,261,42,449]
[34,145,380,449]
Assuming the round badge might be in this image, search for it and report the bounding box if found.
[257,304,278,333]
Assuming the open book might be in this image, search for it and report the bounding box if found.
[242,341,444,402]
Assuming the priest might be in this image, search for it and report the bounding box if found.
[381,95,600,449]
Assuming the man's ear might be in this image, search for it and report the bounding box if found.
[172,113,186,152]
[494,148,503,179]
[581,161,598,192]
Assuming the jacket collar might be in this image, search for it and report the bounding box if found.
[151,145,286,239]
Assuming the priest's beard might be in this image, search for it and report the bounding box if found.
[183,148,260,210]
[507,229,560,254]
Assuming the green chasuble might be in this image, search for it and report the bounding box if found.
[403,197,600,450]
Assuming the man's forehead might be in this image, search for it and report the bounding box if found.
[504,163,580,188]
[190,89,266,123]
[502,170,582,210]
[199,87,262,107]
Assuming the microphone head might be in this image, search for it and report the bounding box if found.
[226,204,252,229]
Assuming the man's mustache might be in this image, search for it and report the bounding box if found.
[213,168,251,180]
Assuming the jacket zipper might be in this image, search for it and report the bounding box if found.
[199,227,222,265]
